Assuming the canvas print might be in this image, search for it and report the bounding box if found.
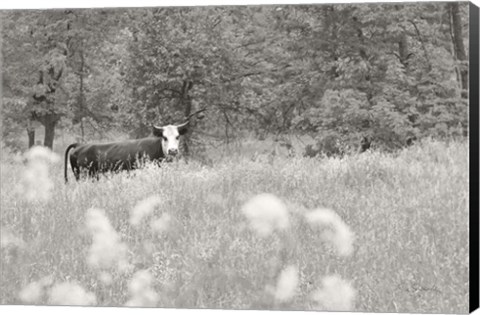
[0,1,478,313]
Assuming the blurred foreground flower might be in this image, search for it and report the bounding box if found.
[274,265,299,303]
[48,281,97,306]
[19,281,43,304]
[130,195,162,226]
[150,213,172,234]
[98,272,113,285]
[241,193,289,237]
[305,208,354,256]
[19,146,60,202]
[18,276,53,303]
[311,275,356,311]
[1,228,26,264]
[85,208,130,271]
[1,229,25,249]
[125,270,159,307]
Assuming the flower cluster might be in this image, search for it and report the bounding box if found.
[19,146,60,202]
[305,208,355,256]
[130,195,162,226]
[125,270,159,307]
[85,208,129,271]
[310,275,356,311]
[274,265,299,303]
[241,193,356,310]
[241,193,290,237]
[48,281,97,306]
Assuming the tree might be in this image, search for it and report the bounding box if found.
[2,11,72,149]
[289,3,468,153]
[122,7,246,156]
[2,3,470,154]
[2,9,128,149]
[448,2,468,96]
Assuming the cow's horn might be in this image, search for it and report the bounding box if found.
[153,125,164,137]
[177,121,189,135]
[177,121,189,130]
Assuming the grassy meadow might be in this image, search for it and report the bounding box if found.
[0,139,469,313]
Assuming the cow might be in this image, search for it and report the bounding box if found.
[64,121,189,183]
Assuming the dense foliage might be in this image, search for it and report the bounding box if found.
[1,2,469,155]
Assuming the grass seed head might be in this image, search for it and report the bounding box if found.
[241,193,290,237]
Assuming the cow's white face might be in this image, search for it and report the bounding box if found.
[161,125,181,157]
[153,121,189,159]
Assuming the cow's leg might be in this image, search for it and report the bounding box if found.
[88,162,100,181]
[70,159,81,181]
[73,166,81,181]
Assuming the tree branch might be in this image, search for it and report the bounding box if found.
[409,19,432,71]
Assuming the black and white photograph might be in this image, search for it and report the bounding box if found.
[0,0,478,314]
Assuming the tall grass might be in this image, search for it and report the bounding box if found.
[0,139,469,312]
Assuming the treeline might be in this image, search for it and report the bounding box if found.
[1,2,469,156]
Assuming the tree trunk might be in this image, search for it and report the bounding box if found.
[180,80,193,157]
[78,46,86,141]
[27,129,35,148]
[80,118,85,142]
[43,118,56,150]
[410,20,432,72]
[31,42,66,148]
[398,33,410,70]
[40,114,59,150]
[449,2,468,94]
[26,118,35,148]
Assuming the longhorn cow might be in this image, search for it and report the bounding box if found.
[64,121,189,183]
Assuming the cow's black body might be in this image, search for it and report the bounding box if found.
[65,137,166,182]
[64,109,207,183]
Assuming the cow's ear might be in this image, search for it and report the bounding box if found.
[153,126,164,137]
[177,121,189,135]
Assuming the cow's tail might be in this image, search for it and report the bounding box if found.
[64,143,79,183]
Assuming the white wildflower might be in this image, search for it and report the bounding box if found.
[130,196,162,226]
[19,282,43,303]
[19,146,60,202]
[274,265,299,303]
[125,270,159,307]
[18,276,53,303]
[150,213,172,234]
[311,275,356,311]
[305,208,354,256]
[85,208,129,271]
[1,229,25,249]
[99,272,113,285]
[25,145,60,164]
[241,193,289,237]
[48,281,97,306]
[39,276,54,286]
